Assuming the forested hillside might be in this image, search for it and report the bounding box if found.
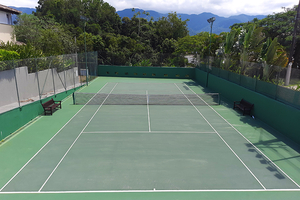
[10,6,266,35]
[1,1,299,72]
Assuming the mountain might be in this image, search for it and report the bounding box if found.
[9,6,35,23]
[118,9,266,35]
[9,6,266,35]
[10,6,35,14]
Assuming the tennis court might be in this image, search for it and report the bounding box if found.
[0,77,300,199]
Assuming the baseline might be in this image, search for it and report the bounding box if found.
[0,83,110,192]
[38,83,119,192]
[1,188,300,194]
[174,83,266,190]
[184,83,300,189]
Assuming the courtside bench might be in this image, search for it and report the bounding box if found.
[233,99,254,116]
[41,98,62,115]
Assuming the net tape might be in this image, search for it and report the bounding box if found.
[73,92,220,105]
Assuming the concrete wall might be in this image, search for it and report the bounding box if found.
[0,66,80,107]
[0,87,82,140]
[0,68,18,105]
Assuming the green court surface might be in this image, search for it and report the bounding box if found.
[0,77,300,200]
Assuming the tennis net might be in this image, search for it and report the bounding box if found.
[73,92,220,105]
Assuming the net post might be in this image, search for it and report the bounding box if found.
[72,92,75,105]
[218,93,220,105]
[146,90,149,104]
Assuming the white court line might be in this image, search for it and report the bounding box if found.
[1,188,300,194]
[146,90,151,132]
[184,83,300,189]
[0,83,110,192]
[0,79,94,146]
[38,83,119,192]
[174,83,266,190]
[83,131,215,134]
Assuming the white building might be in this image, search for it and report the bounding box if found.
[0,4,21,43]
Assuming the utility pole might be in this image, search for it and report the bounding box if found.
[206,17,216,87]
[207,17,216,69]
[285,1,300,86]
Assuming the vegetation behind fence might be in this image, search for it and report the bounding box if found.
[0,52,97,113]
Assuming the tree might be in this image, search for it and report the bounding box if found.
[40,18,77,55]
[257,6,298,50]
[13,14,77,56]
[35,0,122,35]
[161,38,178,54]
[218,29,239,70]
[239,25,265,73]
[13,14,42,47]
[230,5,300,68]
[154,12,189,47]
[260,37,288,80]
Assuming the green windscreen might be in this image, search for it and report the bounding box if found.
[73,92,220,106]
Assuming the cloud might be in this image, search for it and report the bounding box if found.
[106,0,298,16]
[6,0,299,17]
[8,0,37,8]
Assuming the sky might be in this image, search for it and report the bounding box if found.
[3,0,299,17]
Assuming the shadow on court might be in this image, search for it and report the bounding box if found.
[184,81,213,93]
[245,142,288,180]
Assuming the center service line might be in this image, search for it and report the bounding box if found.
[146,90,151,132]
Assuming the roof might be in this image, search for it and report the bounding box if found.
[0,4,22,15]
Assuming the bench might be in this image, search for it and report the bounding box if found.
[233,99,254,116]
[42,98,61,115]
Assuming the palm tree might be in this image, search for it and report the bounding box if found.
[260,37,288,81]
[239,25,264,74]
[220,29,237,70]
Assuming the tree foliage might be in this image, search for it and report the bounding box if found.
[1,0,296,72]
[35,0,121,34]
[230,5,299,68]
[13,13,77,56]
[0,49,20,61]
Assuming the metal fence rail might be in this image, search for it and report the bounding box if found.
[0,52,98,113]
[196,56,300,110]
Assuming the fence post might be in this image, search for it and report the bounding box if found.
[50,57,56,96]
[254,67,258,93]
[239,62,242,86]
[206,66,210,88]
[12,60,21,108]
[63,55,67,91]
[85,52,88,86]
[275,70,280,100]
[35,58,42,100]
[73,54,76,89]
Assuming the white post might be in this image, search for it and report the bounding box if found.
[285,62,293,86]
[285,1,300,85]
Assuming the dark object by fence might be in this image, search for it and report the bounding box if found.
[234,99,254,116]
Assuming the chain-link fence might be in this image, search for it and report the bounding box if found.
[196,56,300,109]
[97,51,188,67]
[0,52,98,113]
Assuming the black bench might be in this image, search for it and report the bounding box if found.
[42,98,61,115]
[233,99,254,116]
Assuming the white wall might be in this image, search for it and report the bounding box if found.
[0,66,80,107]
[0,10,15,42]
[0,23,14,43]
